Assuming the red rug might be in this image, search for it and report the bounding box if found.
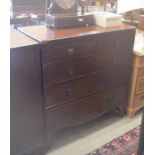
[86,126,140,155]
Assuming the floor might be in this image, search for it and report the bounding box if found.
[47,110,142,155]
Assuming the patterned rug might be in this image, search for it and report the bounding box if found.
[86,126,140,155]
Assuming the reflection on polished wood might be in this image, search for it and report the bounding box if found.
[18,24,133,42]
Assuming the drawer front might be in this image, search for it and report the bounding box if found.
[136,78,144,94]
[96,29,135,54]
[45,66,130,109]
[138,66,144,78]
[134,92,144,108]
[43,50,132,86]
[45,86,127,131]
[42,29,135,65]
[42,36,97,64]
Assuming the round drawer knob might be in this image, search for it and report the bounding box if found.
[68,48,75,56]
[68,66,75,75]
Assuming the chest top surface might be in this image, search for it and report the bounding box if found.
[18,24,135,43]
[10,28,37,49]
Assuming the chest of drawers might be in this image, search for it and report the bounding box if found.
[127,50,144,117]
[18,25,136,147]
[127,29,144,118]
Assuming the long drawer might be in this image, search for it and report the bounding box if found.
[43,50,132,86]
[45,86,127,132]
[44,66,130,109]
[42,29,134,64]
[96,29,135,54]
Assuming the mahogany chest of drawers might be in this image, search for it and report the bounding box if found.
[15,25,135,153]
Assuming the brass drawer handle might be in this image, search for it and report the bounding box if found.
[68,48,75,56]
[68,66,75,75]
[68,87,73,96]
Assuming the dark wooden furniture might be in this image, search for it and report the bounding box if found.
[18,25,136,146]
[10,28,45,155]
[11,0,46,26]
[46,0,94,28]
[11,0,46,17]
[46,12,95,28]
[10,16,31,29]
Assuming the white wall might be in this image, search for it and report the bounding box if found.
[117,0,144,13]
